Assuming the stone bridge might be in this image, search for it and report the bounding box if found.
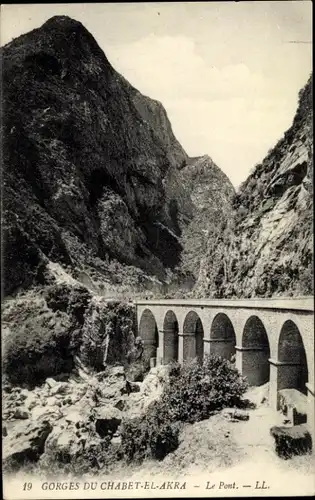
[135,297,314,437]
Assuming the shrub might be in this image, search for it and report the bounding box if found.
[121,407,180,464]
[120,417,150,463]
[159,355,248,423]
[299,261,314,295]
[44,282,92,325]
[121,355,247,464]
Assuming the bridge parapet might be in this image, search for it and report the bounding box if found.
[135,297,314,312]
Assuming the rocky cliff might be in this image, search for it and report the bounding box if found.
[2,15,194,297]
[180,155,235,279]
[1,16,239,389]
[195,75,313,298]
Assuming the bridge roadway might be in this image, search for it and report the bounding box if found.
[135,296,314,441]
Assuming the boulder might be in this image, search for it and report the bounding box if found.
[26,395,38,411]
[125,360,147,382]
[222,408,250,422]
[114,398,127,411]
[270,424,312,459]
[96,374,129,402]
[31,404,63,423]
[94,406,122,438]
[42,423,108,469]
[13,409,29,420]
[142,366,169,397]
[45,396,60,407]
[3,420,52,470]
[18,391,28,402]
[43,426,86,463]
[49,381,71,396]
[61,398,95,426]
[63,408,93,429]
[45,378,58,389]
[124,365,169,418]
[126,381,141,393]
[278,389,308,425]
[103,366,125,380]
[11,387,22,394]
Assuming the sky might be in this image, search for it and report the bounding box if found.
[1,2,312,187]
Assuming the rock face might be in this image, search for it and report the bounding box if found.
[2,15,194,297]
[3,420,53,469]
[180,155,234,279]
[2,271,136,387]
[195,75,313,298]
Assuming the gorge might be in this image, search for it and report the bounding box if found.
[1,12,314,489]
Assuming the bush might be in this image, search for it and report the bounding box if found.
[121,355,247,464]
[44,282,92,325]
[121,406,180,464]
[159,355,248,423]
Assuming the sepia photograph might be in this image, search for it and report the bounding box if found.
[1,1,314,498]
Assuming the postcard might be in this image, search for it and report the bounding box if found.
[1,2,314,498]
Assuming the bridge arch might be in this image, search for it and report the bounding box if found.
[183,311,204,362]
[242,316,270,386]
[277,320,308,395]
[163,310,179,363]
[210,313,236,361]
[138,309,159,362]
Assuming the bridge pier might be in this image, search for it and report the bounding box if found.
[162,328,179,363]
[209,338,236,361]
[306,383,315,444]
[155,330,164,365]
[178,332,195,363]
[136,298,313,448]
[142,338,158,365]
[236,345,270,386]
[269,358,304,410]
[203,338,211,356]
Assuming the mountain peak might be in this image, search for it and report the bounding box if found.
[43,15,81,26]
[1,15,192,295]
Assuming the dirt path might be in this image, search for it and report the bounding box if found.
[117,385,315,496]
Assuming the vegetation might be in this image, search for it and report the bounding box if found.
[3,308,77,387]
[2,285,137,386]
[120,355,248,463]
[159,356,248,423]
[121,410,180,463]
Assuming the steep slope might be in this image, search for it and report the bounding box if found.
[179,155,235,279]
[2,15,193,297]
[195,75,313,298]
